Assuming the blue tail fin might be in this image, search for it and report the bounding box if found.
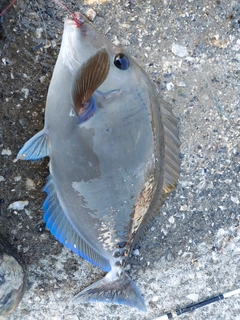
[72,270,146,311]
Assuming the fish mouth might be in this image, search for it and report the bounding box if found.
[65,12,85,28]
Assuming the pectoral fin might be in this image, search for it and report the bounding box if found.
[71,47,110,117]
[17,129,49,161]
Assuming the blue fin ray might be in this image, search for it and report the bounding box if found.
[43,176,111,272]
[17,129,49,160]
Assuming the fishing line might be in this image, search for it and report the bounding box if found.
[0,0,75,90]
[20,0,49,90]
[0,0,49,90]
[197,66,240,119]
[0,0,17,17]
[54,0,73,16]
[151,288,240,319]
[53,0,82,27]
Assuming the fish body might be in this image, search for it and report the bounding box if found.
[18,12,180,310]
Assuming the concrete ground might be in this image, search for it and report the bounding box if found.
[0,0,239,319]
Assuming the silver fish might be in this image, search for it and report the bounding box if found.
[17,12,180,310]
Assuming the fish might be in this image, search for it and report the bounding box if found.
[17,12,180,311]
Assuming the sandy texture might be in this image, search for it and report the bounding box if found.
[0,0,239,319]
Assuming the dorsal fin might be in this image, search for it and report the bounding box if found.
[71,48,110,115]
[161,99,180,198]
[132,98,180,248]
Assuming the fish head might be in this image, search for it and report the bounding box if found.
[61,12,146,92]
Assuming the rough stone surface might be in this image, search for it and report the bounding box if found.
[0,0,239,319]
[0,238,26,317]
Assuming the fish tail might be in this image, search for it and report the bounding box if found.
[72,270,146,311]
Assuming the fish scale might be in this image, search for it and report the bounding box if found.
[17,12,180,311]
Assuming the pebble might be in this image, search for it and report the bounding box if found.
[230,196,239,204]
[179,204,189,211]
[186,293,199,302]
[168,216,175,224]
[8,201,29,211]
[25,178,36,190]
[166,82,174,91]
[39,75,46,84]
[171,43,188,57]
[21,88,29,99]
[14,176,22,182]
[209,35,229,48]
[35,27,43,39]
[86,8,97,21]
[1,149,12,156]
[176,81,186,87]
[152,296,159,302]
[133,249,140,256]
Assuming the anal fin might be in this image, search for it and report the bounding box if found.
[43,176,111,272]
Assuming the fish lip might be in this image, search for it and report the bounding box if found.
[65,12,85,28]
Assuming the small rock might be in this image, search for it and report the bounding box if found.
[133,249,140,256]
[35,27,43,38]
[86,8,97,21]
[168,216,175,224]
[112,38,121,46]
[51,40,57,48]
[171,43,188,57]
[209,35,229,48]
[232,44,240,51]
[176,81,186,87]
[122,39,131,46]
[25,178,36,190]
[0,176,5,182]
[1,149,12,156]
[231,196,239,204]
[0,237,26,316]
[152,296,159,302]
[218,206,227,210]
[21,88,29,99]
[180,204,189,211]
[14,176,22,182]
[8,201,29,211]
[166,82,174,91]
[39,75,46,84]
[186,293,199,301]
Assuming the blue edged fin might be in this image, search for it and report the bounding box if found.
[43,176,111,272]
[17,129,49,160]
[72,270,146,311]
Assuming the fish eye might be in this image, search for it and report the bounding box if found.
[114,53,130,70]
